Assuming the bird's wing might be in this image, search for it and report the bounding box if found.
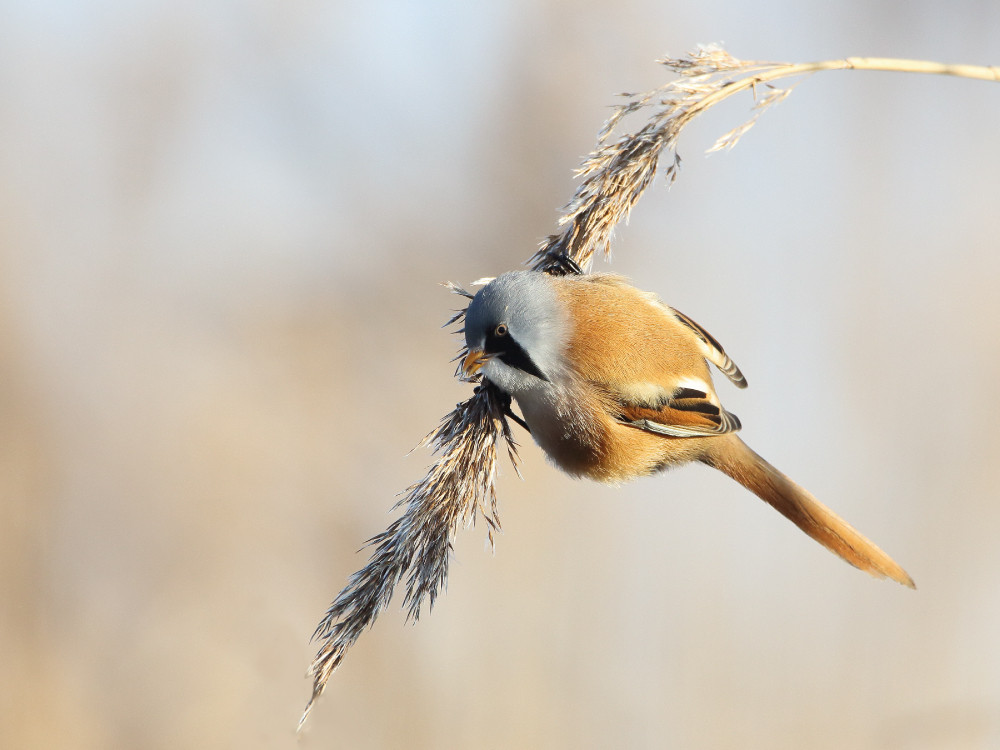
[612,384,743,438]
[669,307,748,389]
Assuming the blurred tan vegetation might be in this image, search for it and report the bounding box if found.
[2,1,1000,749]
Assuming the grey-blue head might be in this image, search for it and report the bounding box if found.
[462,271,567,391]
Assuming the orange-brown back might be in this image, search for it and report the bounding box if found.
[553,274,712,390]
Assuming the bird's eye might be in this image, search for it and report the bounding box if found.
[494,323,508,337]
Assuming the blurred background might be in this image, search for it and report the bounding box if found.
[2,1,999,748]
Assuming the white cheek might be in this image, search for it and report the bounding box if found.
[482,359,519,392]
[483,358,548,400]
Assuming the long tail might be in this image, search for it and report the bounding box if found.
[702,435,915,588]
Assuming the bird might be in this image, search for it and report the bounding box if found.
[461,269,914,588]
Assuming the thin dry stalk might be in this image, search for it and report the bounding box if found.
[303,45,998,727]
[531,47,1000,274]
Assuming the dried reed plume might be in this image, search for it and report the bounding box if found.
[302,45,999,727]
[531,46,1000,274]
[302,363,519,728]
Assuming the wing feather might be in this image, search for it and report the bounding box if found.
[614,386,742,438]
[670,308,748,389]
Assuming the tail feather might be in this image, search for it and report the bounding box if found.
[703,436,915,588]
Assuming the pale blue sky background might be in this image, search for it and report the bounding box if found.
[2,2,999,748]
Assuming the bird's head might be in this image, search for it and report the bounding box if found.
[462,271,567,393]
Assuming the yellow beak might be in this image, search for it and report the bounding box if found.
[462,348,490,377]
